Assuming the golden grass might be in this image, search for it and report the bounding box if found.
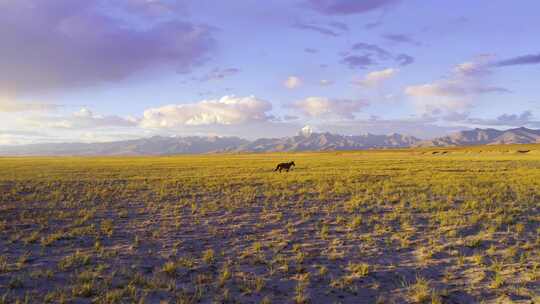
[0,145,539,302]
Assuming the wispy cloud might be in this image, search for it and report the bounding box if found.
[405,57,509,113]
[463,111,540,128]
[293,20,350,37]
[405,82,508,98]
[328,21,349,31]
[344,42,415,69]
[493,53,540,67]
[306,0,400,15]
[319,79,334,86]
[395,54,415,66]
[351,43,391,59]
[355,68,398,87]
[198,68,241,82]
[341,55,375,69]
[289,97,368,120]
[383,33,421,46]
[25,107,138,129]
[293,22,339,37]
[0,98,61,113]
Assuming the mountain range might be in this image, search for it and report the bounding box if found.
[227,132,420,152]
[417,127,540,147]
[1,127,539,156]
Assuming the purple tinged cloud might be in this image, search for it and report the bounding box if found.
[395,54,415,66]
[199,68,241,82]
[464,111,540,127]
[118,0,189,18]
[496,111,533,124]
[351,42,391,59]
[341,55,375,69]
[293,22,340,37]
[383,33,421,46]
[349,43,414,67]
[365,21,383,29]
[494,53,540,67]
[328,21,349,31]
[307,0,399,15]
[474,86,511,94]
[0,0,215,95]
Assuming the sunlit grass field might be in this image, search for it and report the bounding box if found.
[1,145,539,303]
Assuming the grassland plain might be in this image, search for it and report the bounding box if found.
[0,145,539,303]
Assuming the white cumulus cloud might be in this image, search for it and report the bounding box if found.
[140,95,273,128]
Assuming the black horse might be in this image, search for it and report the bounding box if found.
[274,161,295,172]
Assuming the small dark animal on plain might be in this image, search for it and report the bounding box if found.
[274,161,295,172]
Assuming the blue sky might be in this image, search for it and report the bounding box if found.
[0,0,539,144]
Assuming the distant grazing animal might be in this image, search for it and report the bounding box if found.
[274,161,295,172]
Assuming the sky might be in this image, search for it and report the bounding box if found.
[1,0,539,145]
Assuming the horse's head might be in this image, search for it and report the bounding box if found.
[290,161,295,166]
